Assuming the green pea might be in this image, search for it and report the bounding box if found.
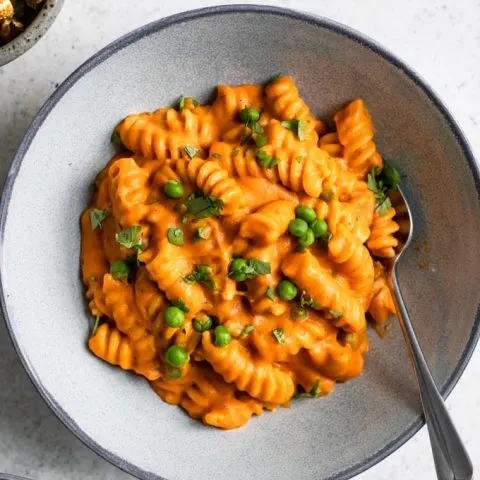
[193,316,214,332]
[277,280,298,301]
[167,227,184,247]
[214,325,231,347]
[310,218,328,238]
[295,205,316,224]
[288,218,309,238]
[165,345,188,367]
[239,107,260,124]
[163,180,184,199]
[164,306,185,328]
[298,228,315,247]
[229,257,247,281]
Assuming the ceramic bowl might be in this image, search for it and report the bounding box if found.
[0,0,64,67]
[1,5,479,480]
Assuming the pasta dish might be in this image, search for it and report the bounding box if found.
[80,76,401,429]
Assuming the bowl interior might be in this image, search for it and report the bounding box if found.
[1,6,480,480]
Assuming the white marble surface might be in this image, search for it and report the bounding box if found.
[0,1,479,479]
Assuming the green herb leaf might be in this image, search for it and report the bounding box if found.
[167,227,185,246]
[300,290,320,309]
[184,145,199,159]
[172,299,189,313]
[115,226,143,250]
[229,257,271,280]
[266,286,275,300]
[367,161,400,216]
[309,379,321,397]
[90,208,108,231]
[291,305,307,320]
[211,153,222,159]
[178,95,185,111]
[253,122,264,134]
[239,324,255,338]
[320,189,334,202]
[232,148,239,157]
[110,259,130,280]
[256,150,278,169]
[281,119,306,141]
[272,328,286,344]
[184,193,224,220]
[111,130,123,146]
[329,309,343,319]
[183,264,216,290]
[255,133,268,148]
[91,316,101,336]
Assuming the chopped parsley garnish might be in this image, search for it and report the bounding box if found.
[291,305,307,320]
[111,130,123,146]
[255,133,268,148]
[90,208,108,231]
[272,328,286,344]
[300,290,320,309]
[178,96,199,110]
[239,324,255,338]
[232,148,240,157]
[91,316,102,336]
[184,145,199,159]
[256,150,278,169]
[183,264,215,290]
[171,299,189,313]
[292,380,321,399]
[329,310,343,319]
[266,286,275,300]
[281,119,306,141]
[183,192,224,220]
[367,161,401,216]
[115,226,143,251]
[228,257,271,281]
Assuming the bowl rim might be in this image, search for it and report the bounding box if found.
[0,0,65,67]
[1,4,479,480]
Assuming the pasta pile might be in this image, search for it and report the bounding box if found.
[81,76,400,429]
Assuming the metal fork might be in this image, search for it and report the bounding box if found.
[390,188,473,480]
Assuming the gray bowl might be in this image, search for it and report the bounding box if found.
[1,5,479,480]
[0,0,64,67]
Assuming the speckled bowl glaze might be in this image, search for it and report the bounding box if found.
[0,0,64,67]
[1,5,480,480]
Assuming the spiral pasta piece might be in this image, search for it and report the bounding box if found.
[328,224,375,306]
[335,99,383,177]
[88,323,134,370]
[368,262,396,324]
[212,84,264,121]
[265,76,310,120]
[203,396,264,430]
[282,251,366,332]
[117,107,218,161]
[202,333,295,404]
[367,208,399,258]
[319,132,344,158]
[80,209,109,317]
[108,157,149,227]
[239,200,296,246]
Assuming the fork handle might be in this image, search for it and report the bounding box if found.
[392,272,473,480]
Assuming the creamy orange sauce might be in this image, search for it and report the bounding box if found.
[81,76,398,429]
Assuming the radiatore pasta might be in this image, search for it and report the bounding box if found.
[81,76,400,429]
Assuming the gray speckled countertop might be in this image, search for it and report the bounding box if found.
[0,1,479,479]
